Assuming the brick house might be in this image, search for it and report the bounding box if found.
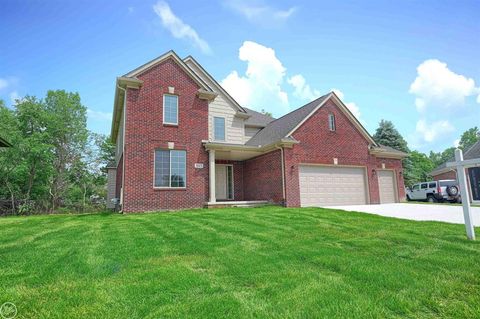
[108,51,407,212]
[430,140,480,204]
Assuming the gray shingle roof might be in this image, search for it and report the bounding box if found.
[377,144,409,156]
[245,93,330,146]
[244,107,275,127]
[431,140,480,175]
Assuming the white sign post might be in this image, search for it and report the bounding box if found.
[446,149,478,240]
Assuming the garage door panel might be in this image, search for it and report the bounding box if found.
[378,170,396,203]
[299,165,367,207]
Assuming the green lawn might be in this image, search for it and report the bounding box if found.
[1,207,479,318]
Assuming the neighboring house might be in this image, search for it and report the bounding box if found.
[0,136,12,147]
[430,140,480,204]
[109,50,408,212]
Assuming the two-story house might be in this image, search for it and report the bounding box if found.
[108,50,407,212]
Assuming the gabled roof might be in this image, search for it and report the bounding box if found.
[246,92,378,148]
[0,136,12,147]
[431,140,480,175]
[123,51,213,92]
[245,93,330,146]
[111,51,216,143]
[183,55,247,114]
[244,107,275,127]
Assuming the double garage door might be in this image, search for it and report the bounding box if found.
[299,165,396,207]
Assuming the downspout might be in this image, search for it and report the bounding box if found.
[117,84,127,213]
[276,145,286,206]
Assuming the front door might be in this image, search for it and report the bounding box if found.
[215,164,234,200]
[469,167,480,201]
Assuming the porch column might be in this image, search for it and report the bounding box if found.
[209,150,216,203]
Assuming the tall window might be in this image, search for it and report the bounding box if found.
[154,150,186,188]
[328,113,336,131]
[214,117,225,141]
[163,95,178,125]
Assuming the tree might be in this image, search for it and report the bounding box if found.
[373,120,409,153]
[44,90,88,210]
[459,127,479,150]
[403,151,435,186]
[261,109,273,117]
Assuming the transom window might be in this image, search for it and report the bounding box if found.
[163,94,178,125]
[328,113,336,131]
[154,150,186,188]
[214,117,225,141]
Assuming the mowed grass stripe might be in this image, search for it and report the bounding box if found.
[0,207,479,318]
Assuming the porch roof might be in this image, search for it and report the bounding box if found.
[203,139,298,161]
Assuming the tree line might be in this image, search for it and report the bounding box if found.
[0,91,115,215]
[373,120,478,187]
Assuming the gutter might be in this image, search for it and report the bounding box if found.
[117,84,127,213]
[275,145,286,205]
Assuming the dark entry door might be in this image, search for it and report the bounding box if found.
[468,167,480,201]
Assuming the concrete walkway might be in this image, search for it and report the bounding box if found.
[325,203,480,226]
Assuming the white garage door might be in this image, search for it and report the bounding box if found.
[378,170,396,203]
[299,165,368,207]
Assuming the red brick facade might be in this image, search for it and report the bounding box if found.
[243,150,284,203]
[122,58,209,212]
[282,99,405,207]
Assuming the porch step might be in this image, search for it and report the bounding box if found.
[206,200,270,208]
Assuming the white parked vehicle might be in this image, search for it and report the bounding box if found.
[406,180,460,203]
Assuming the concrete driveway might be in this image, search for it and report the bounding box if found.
[326,203,480,226]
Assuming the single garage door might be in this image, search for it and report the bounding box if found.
[299,165,368,207]
[378,170,396,203]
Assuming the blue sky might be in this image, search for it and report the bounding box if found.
[1,0,479,152]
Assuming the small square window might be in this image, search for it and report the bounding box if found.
[328,113,336,131]
[214,117,225,141]
[163,95,178,125]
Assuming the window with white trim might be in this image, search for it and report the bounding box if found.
[154,150,186,188]
[328,113,336,131]
[214,117,225,141]
[163,94,178,125]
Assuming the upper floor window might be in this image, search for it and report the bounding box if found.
[163,94,178,125]
[154,149,186,188]
[328,113,336,131]
[214,117,225,141]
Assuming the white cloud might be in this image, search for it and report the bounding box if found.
[409,59,480,112]
[221,41,289,113]
[153,1,211,54]
[415,119,455,143]
[331,89,362,121]
[224,0,297,26]
[288,74,320,101]
[87,109,112,122]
